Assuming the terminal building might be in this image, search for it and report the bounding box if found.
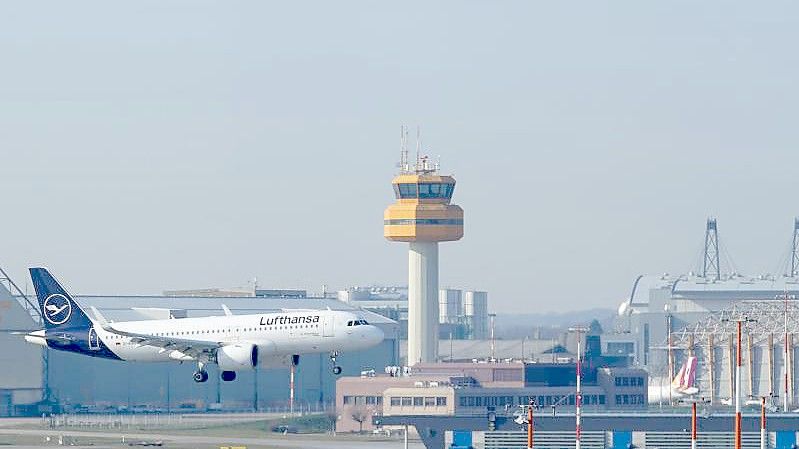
[336,334,647,433]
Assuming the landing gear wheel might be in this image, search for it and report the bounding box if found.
[329,351,342,375]
[193,370,209,383]
[221,370,237,382]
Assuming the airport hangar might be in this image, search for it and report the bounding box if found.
[605,218,799,407]
[0,278,400,415]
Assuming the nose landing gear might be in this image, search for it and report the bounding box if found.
[330,351,342,375]
[193,362,209,383]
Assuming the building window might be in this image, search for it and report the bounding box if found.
[436,397,447,407]
[401,397,412,406]
[413,397,423,406]
[390,397,401,406]
[424,397,436,407]
[343,396,353,405]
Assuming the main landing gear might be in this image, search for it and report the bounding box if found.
[330,351,342,375]
[193,362,209,383]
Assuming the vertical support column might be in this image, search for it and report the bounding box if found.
[789,333,795,407]
[785,297,790,412]
[769,334,774,400]
[708,334,716,405]
[667,314,674,406]
[761,396,767,449]
[408,242,439,365]
[289,363,295,414]
[729,336,735,400]
[576,336,582,449]
[749,333,755,398]
[735,321,742,449]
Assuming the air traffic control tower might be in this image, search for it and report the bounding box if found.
[384,132,463,365]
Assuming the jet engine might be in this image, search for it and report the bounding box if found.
[216,343,258,371]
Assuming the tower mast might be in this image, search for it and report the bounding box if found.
[703,217,721,281]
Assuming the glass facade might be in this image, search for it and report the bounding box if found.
[394,183,455,199]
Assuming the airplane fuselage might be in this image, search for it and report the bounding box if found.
[26,309,382,367]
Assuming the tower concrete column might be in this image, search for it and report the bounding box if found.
[408,241,439,365]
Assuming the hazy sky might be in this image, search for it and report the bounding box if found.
[1,2,798,313]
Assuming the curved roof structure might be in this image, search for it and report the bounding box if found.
[672,299,799,347]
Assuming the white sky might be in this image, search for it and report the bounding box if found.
[1,1,798,312]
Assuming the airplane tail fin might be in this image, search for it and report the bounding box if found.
[29,267,93,330]
[671,360,687,389]
[681,356,698,393]
[671,356,699,393]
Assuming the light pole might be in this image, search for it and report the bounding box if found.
[569,326,588,449]
[760,396,767,449]
[489,313,497,361]
[691,401,697,449]
[679,397,709,449]
[527,398,534,449]
[723,316,756,449]
[522,336,527,362]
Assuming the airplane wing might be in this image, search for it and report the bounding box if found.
[101,324,221,359]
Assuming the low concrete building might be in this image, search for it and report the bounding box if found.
[335,374,451,432]
[335,361,648,433]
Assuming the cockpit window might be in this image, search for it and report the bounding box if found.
[347,320,353,326]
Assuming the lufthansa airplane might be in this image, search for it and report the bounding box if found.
[23,268,384,382]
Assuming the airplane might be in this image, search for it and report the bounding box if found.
[648,356,699,404]
[22,267,384,382]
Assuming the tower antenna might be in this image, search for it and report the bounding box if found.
[415,126,421,172]
[703,217,721,281]
[791,217,799,276]
[400,126,409,173]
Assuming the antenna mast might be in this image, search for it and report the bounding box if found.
[791,217,799,277]
[415,126,421,172]
[702,217,721,281]
[400,126,409,173]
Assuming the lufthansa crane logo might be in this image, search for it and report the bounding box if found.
[43,294,72,325]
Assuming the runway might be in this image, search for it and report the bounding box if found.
[0,419,424,449]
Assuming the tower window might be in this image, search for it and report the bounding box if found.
[396,183,418,199]
[419,183,454,199]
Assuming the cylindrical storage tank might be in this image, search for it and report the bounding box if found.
[464,291,488,339]
[439,289,462,324]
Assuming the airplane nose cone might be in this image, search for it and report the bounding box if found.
[366,325,384,346]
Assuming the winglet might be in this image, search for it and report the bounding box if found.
[221,304,233,316]
[90,306,110,325]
